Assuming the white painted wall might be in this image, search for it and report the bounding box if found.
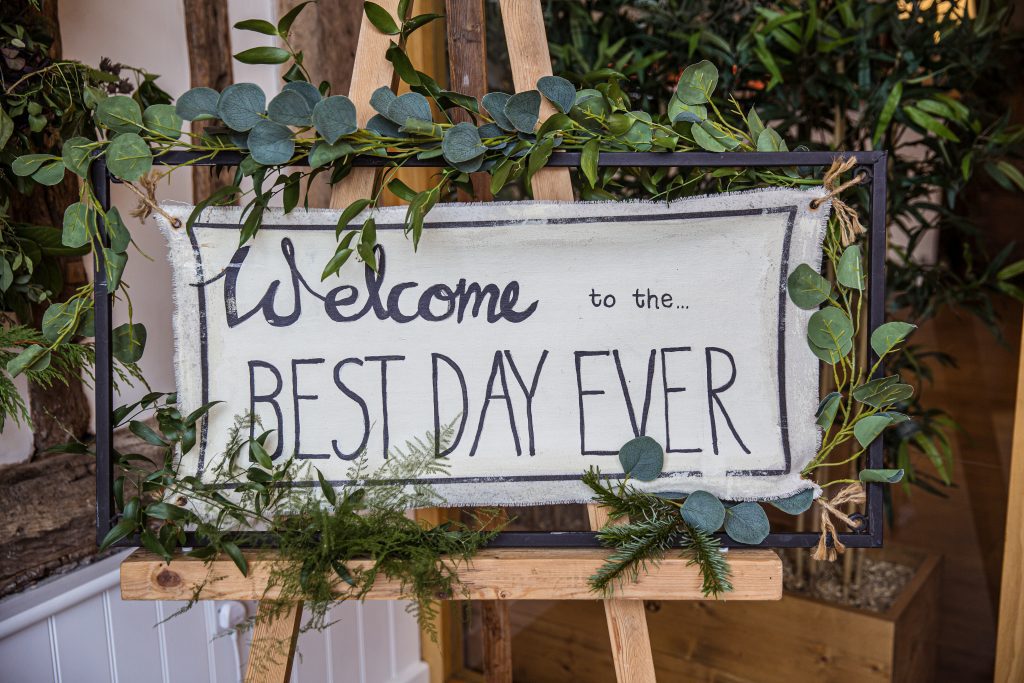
[0,3,425,679]
[0,551,428,683]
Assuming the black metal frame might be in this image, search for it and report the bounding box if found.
[93,150,887,550]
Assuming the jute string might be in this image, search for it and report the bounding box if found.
[811,482,865,562]
[129,172,182,229]
[809,156,866,246]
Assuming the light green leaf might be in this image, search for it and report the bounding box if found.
[787,263,831,309]
[870,321,916,357]
[902,105,959,142]
[768,489,815,515]
[217,83,266,132]
[852,375,914,408]
[312,95,357,144]
[247,120,295,165]
[142,104,183,139]
[581,138,600,187]
[105,248,127,290]
[853,414,893,448]
[129,419,166,446]
[62,202,92,248]
[96,95,143,134]
[12,154,55,177]
[668,96,706,123]
[872,81,902,146]
[6,345,51,377]
[836,245,864,290]
[106,133,152,181]
[62,137,94,177]
[31,160,66,186]
[756,127,787,152]
[859,468,904,483]
[309,140,354,168]
[618,435,663,482]
[807,307,854,356]
[106,206,132,253]
[680,490,726,533]
[724,502,770,544]
[675,60,719,105]
[746,107,765,141]
[815,391,842,430]
[112,322,147,364]
[537,75,576,113]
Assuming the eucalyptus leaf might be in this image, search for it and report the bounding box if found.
[31,160,66,186]
[217,83,266,132]
[668,96,706,123]
[106,207,132,253]
[282,80,322,109]
[505,91,541,133]
[852,375,914,408]
[680,490,726,533]
[106,133,152,181]
[369,86,397,116]
[724,502,770,544]
[248,120,295,165]
[815,391,842,430]
[96,95,143,134]
[142,104,183,139]
[366,114,401,137]
[176,87,220,121]
[312,95,357,144]
[11,154,55,177]
[787,263,831,309]
[859,468,905,483]
[112,322,147,364]
[870,322,916,357]
[807,307,854,357]
[6,345,50,377]
[386,92,431,125]
[537,75,576,113]
[482,92,514,131]
[675,60,719,105]
[581,138,600,187]
[309,141,354,168]
[62,202,92,249]
[853,414,893,448]
[617,436,663,481]
[62,137,93,177]
[442,122,486,164]
[691,121,726,152]
[768,488,815,515]
[756,127,787,152]
[836,245,865,290]
[267,89,312,126]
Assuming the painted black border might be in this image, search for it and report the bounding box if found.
[92,150,887,550]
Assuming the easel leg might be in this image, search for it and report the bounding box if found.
[244,601,304,683]
[589,505,658,683]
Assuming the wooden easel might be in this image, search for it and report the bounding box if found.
[119,3,782,681]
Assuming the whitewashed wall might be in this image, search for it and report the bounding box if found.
[0,551,428,683]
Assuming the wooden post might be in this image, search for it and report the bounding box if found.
[447,0,491,201]
[244,601,304,683]
[182,0,235,199]
[995,315,1024,682]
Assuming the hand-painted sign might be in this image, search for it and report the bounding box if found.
[160,189,828,505]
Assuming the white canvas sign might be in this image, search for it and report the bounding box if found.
[158,188,829,505]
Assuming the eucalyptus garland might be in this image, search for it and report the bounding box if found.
[11,2,915,607]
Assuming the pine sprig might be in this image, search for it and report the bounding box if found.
[590,515,679,594]
[679,521,733,596]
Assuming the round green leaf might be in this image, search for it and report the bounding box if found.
[12,153,55,177]
[756,127,787,152]
[617,435,664,481]
[283,80,322,109]
[31,160,66,186]
[62,137,94,177]
[853,414,893,448]
[787,263,832,309]
[311,95,357,144]
[6,345,51,377]
[573,89,609,120]
[247,120,295,165]
[112,322,147,364]
[859,468,905,483]
[442,122,486,164]
[691,121,726,152]
[537,75,576,114]
[62,202,92,248]
[366,114,401,137]
[680,490,726,533]
[217,83,266,132]
[176,87,220,121]
[106,133,153,182]
[96,95,143,134]
[836,245,865,290]
[870,321,916,357]
[369,86,397,116]
[482,92,514,131]
[106,206,132,253]
[815,391,842,430]
[142,104,183,139]
[723,502,770,544]
[42,300,82,342]
[851,375,914,408]
[309,141,355,169]
[386,91,431,125]
[675,60,719,106]
[623,112,653,151]
[505,91,541,133]
[267,89,312,126]
[768,488,815,515]
[668,96,706,123]
[807,307,854,356]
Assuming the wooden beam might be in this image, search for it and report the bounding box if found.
[328,0,400,210]
[447,0,491,201]
[120,548,782,602]
[996,312,1024,682]
[244,601,303,683]
[182,0,235,200]
[497,0,574,201]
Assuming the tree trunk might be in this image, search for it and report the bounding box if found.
[6,0,91,453]
[183,0,236,200]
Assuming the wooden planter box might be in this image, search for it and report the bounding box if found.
[499,545,941,683]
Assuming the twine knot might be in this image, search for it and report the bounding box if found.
[811,482,865,562]
[808,156,866,247]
